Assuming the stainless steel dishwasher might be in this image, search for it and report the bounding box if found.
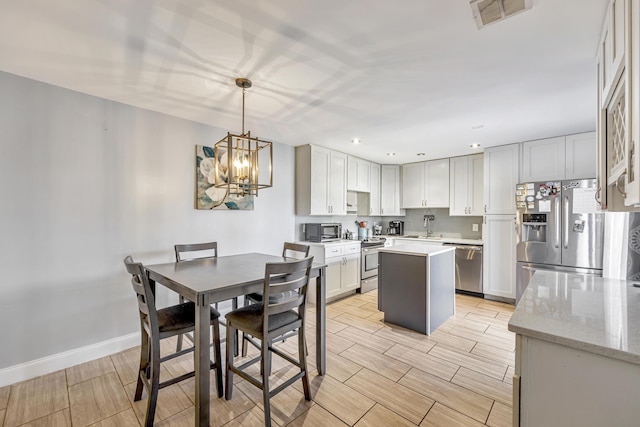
[444,243,483,295]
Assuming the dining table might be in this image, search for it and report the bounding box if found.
[145,252,327,427]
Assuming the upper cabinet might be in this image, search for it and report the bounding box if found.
[484,143,520,215]
[295,145,347,215]
[520,133,596,182]
[380,165,404,216]
[597,0,640,210]
[402,159,450,208]
[347,156,371,192]
[449,154,484,216]
[368,162,381,216]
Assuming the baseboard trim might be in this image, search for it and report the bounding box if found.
[0,332,140,387]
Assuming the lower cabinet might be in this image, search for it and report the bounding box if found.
[483,214,516,300]
[308,241,361,302]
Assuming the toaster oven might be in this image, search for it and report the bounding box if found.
[303,223,342,242]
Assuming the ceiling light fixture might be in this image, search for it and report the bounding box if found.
[387,152,396,156]
[471,124,485,130]
[214,78,273,197]
[470,143,481,148]
[417,153,426,156]
[351,138,361,144]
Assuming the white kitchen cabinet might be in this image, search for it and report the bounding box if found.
[308,242,361,302]
[369,162,381,215]
[380,164,404,216]
[449,154,484,216]
[347,156,371,192]
[402,159,449,208]
[295,145,347,215]
[483,143,520,214]
[520,136,566,182]
[482,214,516,300]
[565,132,597,179]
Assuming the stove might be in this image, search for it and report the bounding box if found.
[359,237,386,293]
[360,237,386,248]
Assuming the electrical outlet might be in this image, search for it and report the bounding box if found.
[472,223,479,232]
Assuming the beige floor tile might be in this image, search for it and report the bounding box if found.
[4,371,68,427]
[446,326,514,352]
[325,332,356,354]
[496,312,513,322]
[110,348,142,386]
[428,345,508,380]
[420,402,486,427]
[154,407,194,427]
[308,351,362,383]
[345,369,434,425]
[366,310,385,322]
[0,386,9,410]
[235,377,313,426]
[441,317,490,333]
[332,313,384,334]
[340,344,410,382]
[504,365,515,384]
[17,409,70,427]
[463,305,501,318]
[222,406,280,427]
[336,326,395,353]
[477,301,514,313]
[487,402,512,427]
[68,371,130,427]
[451,367,512,406]
[180,372,255,427]
[374,326,437,353]
[354,403,417,427]
[287,404,348,427]
[337,304,379,319]
[426,330,477,353]
[464,312,509,329]
[485,324,516,339]
[470,343,515,366]
[384,344,459,381]
[124,380,193,425]
[291,373,375,425]
[88,408,139,427]
[399,368,492,423]
[66,357,116,387]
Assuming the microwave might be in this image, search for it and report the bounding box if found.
[303,223,342,242]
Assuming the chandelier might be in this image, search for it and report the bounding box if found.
[214,78,273,197]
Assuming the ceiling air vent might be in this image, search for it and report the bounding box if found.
[470,0,532,29]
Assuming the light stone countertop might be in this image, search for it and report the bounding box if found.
[379,243,456,257]
[508,270,640,365]
[382,235,483,245]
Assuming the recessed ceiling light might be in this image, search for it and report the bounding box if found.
[471,124,484,130]
[417,153,426,156]
[470,143,481,148]
[351,138,361,144]
[387,152,396,156]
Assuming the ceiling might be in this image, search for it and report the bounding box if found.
[0,0,608,164]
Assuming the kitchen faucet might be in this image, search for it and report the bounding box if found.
[424,214,435,235]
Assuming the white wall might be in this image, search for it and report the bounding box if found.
[0,71,295,372]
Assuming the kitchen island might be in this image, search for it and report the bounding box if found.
[508,270,640,426]
[378,243,455,335]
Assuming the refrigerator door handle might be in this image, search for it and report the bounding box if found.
[554,197,561,248]
[563,195,570,249]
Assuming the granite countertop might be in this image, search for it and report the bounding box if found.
[379,243,455,257]
[508,270,640,365]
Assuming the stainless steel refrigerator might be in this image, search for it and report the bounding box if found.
[515,179,604,302]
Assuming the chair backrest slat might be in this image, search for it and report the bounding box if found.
[124,256,159,335]
[282,242,310,259]
[174,242,218,262]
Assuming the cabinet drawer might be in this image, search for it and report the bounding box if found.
[343,243,361,255]
[324,245,345,258]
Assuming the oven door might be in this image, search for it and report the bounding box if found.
[361,246,380,279]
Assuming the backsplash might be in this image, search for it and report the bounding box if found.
[294,208,483,241]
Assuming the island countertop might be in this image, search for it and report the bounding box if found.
[379,243,455,257]
[508,270,640,365]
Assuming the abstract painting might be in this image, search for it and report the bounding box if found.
[195,144,254,210]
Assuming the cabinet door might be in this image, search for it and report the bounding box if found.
[329,151,347,215]
[484,144,520,214]
[483,215,516,299]
[309,146,331,215]
[627,0,640,206]
[381,165,403,216]
[358,159,371,192]
[469,154,484,215]
[521,136,566,182]
[402,162,425,208]
[449,156,470,216]
[347,156,358,191]
[424,158,450,207]
[369,162,381,215]
[325,259,343,298]
[565,132,597,179]
[341,253,361,291]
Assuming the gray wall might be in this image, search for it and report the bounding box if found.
[0,71,296,370]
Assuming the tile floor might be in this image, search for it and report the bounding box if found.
[0,292,515,426]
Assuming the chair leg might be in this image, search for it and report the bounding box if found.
[211,320,224,398]
[176,295,185,352]
[225,324,235,400]
[241,332,249,357]
[144,338,161,427]
[261,340,272,427]
[134,330,149,401]
[298,328,311,401]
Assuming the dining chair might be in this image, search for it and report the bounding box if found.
[174,242,239,352]
[241,242,310,356]
[224,256,314,427]
[123,256,223,427]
